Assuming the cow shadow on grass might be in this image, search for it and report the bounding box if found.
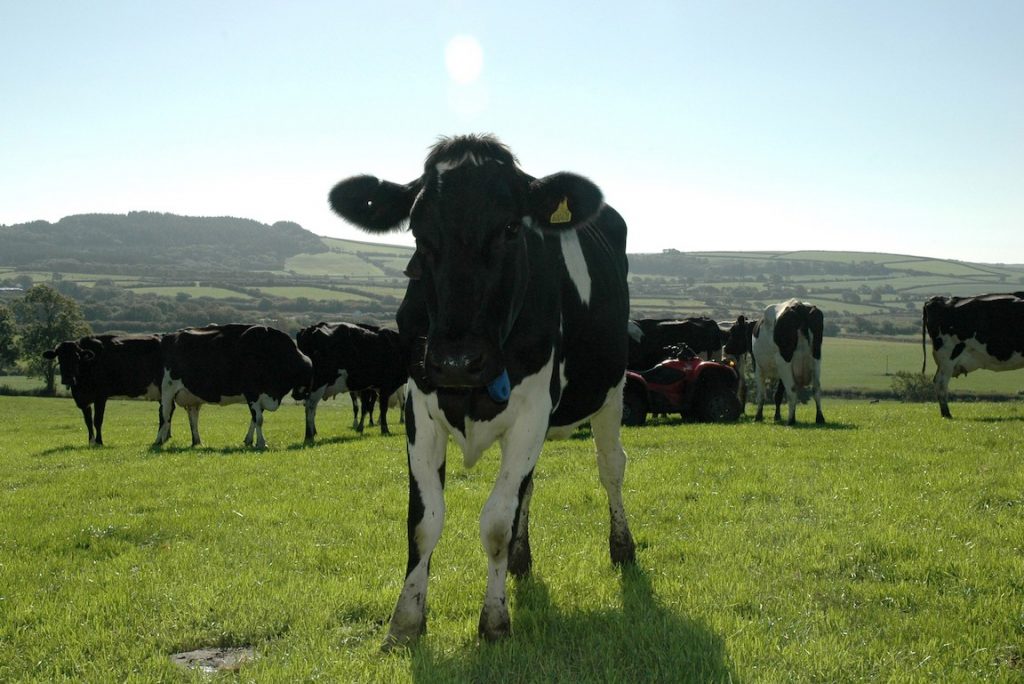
[408,565,739,683]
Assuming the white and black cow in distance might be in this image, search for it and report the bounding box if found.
[42,334,163,445]
[295,321,407,442]
[329,134,636,648]
[922,292,1024,418]
[154,324,313,449]
[750,299,825,425]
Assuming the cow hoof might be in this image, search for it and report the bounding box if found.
[381,613,426,652]
[478,606,511,642]
[610,533,637,566]
[816,414,826,425]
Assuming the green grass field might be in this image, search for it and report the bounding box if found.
[1,396,1021,681]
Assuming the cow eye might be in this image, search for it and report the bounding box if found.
[504,220,522,240]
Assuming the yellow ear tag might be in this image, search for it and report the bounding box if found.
[549,197,572,224]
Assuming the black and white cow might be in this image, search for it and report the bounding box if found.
[922,292,1024,418]
[295,321,407,441]
[750,299,825,425]
[627,316,723,370]
[329,134,636,647]
[42,334,163,445]
[154,324,312,449]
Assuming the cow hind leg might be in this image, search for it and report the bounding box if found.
[775,381,790,424]
[590,382,637,567]
[812,363,825,424]
[384,392,447,651]
[154,388,175,446]
[933,369,953,418]
[187,406,201,446]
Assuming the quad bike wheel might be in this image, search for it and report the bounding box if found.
[698,384,742,423]
[622,388,648,426]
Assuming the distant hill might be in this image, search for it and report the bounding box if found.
[0,212,327,273]
[3,212,1024,338]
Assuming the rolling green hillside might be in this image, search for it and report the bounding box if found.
[3,214,1024,342]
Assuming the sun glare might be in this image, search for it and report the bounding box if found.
[444,35,483,85]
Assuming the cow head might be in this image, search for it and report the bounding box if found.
[723,315,753,357]
[329,135,604,394]
[42,340,95,388]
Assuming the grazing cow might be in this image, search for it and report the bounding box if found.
[328,134,636,647]
[42,334,163,445]
[627,317,723,370]
[295,321,407,441]
[154,324,312,449]
[750,299,825,425]
[922,292,1024,418]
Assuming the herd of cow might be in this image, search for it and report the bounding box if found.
[36,135,1024,648]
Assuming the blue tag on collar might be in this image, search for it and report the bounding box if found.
[486,368,511,403]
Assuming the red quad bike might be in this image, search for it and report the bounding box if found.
[622,345,742,426]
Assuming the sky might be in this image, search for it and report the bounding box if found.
[1,1,1022,264]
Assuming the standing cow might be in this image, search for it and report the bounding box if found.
[723,314,757,408]
[922,292,1024,418]
[155,324,312,449]
[329,134,636,647]
[751,299,825,425]
[42,334,163,445]
[296,321,407,441]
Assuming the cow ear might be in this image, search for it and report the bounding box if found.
[329,175,422,233]
[526,172,604,231]
[42,349,57,360]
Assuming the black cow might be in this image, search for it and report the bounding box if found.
[295,321,407,442]
[329,134,636,647]
[627,316,723,370]
[922,292,1024,418]
[154,324,312,449]
[42,334,163,445]
[723,314,758,407]
[750,299,825,425]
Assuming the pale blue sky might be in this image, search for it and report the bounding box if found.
[2,1,1021,263]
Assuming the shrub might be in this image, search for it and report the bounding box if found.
[890,371,934,402]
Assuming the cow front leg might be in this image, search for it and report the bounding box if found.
[93,398,107,446]
[304,389,324,444]
[379,390,392,436]
[775,380,790,424]
[80,403,95,445]
[384,389,447,651]
[591,381,636,566]
[507,472,534,578]
[479,427,544,642]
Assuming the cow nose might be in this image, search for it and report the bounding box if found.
[426,346,487,387]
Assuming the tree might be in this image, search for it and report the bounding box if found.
[12,284,91,395]
[0,304,17,370]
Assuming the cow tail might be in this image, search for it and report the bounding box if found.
[921,306,927,374]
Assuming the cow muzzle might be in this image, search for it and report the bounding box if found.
[425,338,506,399]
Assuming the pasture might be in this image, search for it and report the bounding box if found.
[1,395,1021,681]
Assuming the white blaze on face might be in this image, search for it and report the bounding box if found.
[444,35,483,85]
